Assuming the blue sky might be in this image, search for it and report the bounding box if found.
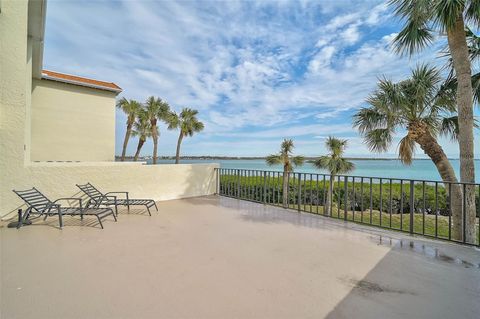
[43,0,480,158]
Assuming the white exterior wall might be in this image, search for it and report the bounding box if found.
[0,1,218,218]
[31,79,116,162]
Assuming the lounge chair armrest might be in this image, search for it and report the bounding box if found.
[45,203,61,214]
[103,195,117,202]
[89,195,117,208]
[53,197,83,209]
[105,191,129,199]
[105,192,129,203]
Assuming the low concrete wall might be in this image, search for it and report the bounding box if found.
[1,163,219,219]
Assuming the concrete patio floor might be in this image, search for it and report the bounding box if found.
[1,195,479,319]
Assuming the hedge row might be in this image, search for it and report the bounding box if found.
[219,175,480,216]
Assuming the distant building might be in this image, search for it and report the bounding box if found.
[32,70,121,161]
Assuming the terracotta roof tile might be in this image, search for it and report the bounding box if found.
[42,70,122,93]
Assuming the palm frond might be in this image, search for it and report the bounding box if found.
[267,139,304,171]
[145,96,171,121]
[465,27,480,62]
[314,136,354,175]
[192,120,205,133]
[116,98,142,124]
[364,128,393,153]
[472,72,480,105]
[466,0,480,29]
[281,139,294,155]
[440,116,460,141]
[392,14,434,56]
[435,80,457,112]
[157,101,171,120]
[352,108,390,133]
[335,158,355,174]
[439,70,480,106]
[265,154,282,166]
[292,156,305,167]
[131,109,152,139]
[325,136,346,153]
[398,135,416,165]
[313,155,354,175]
[313,156,332,170]
[432,0,465,32]
[165,111,180,130]
[167,107,204,137]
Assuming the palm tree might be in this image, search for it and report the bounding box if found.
[145,96,170,164]
[389,0,478,244]
[116,98,142,161]
[443,28,480,104]
[313,137,355,216]
[265,139,305,208]
[353,64,464,239]
[166,108,205,164]
[131,108,152,162]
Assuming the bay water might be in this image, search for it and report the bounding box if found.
[152,159,480,183]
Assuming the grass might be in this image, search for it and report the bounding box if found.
[287,204,454,239]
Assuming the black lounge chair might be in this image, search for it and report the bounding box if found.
[13,187,116,229]
[76,182,158,216]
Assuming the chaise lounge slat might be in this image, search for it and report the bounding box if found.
[76,183,158,216]
[13,188,116,229]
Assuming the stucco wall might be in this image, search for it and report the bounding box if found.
[31,79,116,162]
[0,1,219,219]
[2,162,219,219]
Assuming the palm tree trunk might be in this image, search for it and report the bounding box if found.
[175,133,183,164]
[152,124,158,164]
[133,139,145,161]
[447,16,476,243]
[325,175,335,216]
[282,168,289,208]
[120,122,132,161]
[409,122,463,240]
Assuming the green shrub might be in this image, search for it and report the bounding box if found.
[219,174,480,217]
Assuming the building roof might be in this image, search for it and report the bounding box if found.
[41,70,122,94]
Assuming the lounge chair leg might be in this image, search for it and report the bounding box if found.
[44,214,48,221]
[112,211,117,222]
[97,216,104,229]
[154,202,158,211]
[58,214,63,229]
[146,206,152,216]
[127,203,130,212]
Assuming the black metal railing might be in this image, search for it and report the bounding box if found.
[215,168,480,246]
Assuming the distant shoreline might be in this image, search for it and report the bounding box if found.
[116,156,464,161]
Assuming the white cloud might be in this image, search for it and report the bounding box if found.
[43,0,468,157]
[308,46,336,72]
[341,24,361,44]
[365,3,389,26]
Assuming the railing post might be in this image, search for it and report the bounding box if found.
[216,168,220,195]
[263,171,267,204]
[344,176,348,221]
[284,172,290,209]
[409,180,414,235]
[237,169,241,198]
[298,173,301,212]
[462,183,467,244]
